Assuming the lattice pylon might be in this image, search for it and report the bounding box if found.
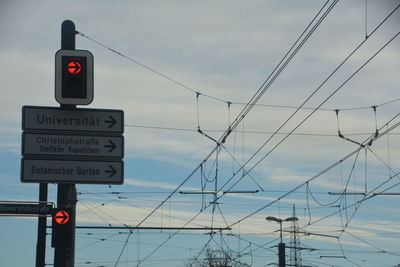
[289,205,303,267]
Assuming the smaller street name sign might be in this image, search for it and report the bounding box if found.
[22,106,123,134]
[21,159,123,184]
[23,133,123,158]
[0,202,53,216]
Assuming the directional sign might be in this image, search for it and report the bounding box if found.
[22,106,123,134]
[22,133,123,158]
[54,210,70,224]
[21,159,123,184]
[0,202,53,216]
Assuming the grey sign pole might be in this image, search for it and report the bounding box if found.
[36,183,48,267]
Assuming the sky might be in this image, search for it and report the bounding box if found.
[0,1,400,266]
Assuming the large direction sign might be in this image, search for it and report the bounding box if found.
[22,159,123,184]
[22,106,123,134]
[21,105,124,184]
[23,133,123,158]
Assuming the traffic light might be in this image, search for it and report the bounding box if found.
[51,208,74,248]
[55,49,93,105]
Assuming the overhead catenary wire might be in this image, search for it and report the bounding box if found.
[227,112,400,228]
[71,3,400,265]
[76,1,331,112]
[218,28,400,213]
[130,3,339,264]
[218,3,400,194]
[220,0,339,146]
[79,189,209,228]
[131,0,337,231]
[104,21,400,267]
[304,171,400,237]
[78,2,396,247]
[265,171,400,264]
[200,33,400,231]
[124,123,400,136]
[74,123,393,266]
[76,5,400,114]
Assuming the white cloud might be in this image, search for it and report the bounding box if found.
[124,178,198,192]
[1,1,400,266]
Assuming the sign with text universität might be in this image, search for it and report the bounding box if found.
[21,105,124,184]
[22,106,123,134]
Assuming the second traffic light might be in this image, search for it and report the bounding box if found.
[51,208,74,248]
[55,49,94,105]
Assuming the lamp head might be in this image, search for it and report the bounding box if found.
[284,216,299,222]
[266,216,282,223]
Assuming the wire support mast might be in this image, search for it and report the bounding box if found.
[228,113,400,228]
[211,2,400,205]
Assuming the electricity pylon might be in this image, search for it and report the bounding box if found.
[289,205,303,267]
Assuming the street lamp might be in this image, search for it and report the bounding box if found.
[266,216,298,267]
[266,216,298,243]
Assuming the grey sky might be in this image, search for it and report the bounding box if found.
[0,1,399,266]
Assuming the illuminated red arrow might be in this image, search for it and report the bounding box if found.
[67,61,81,74]
[55,210,70,224]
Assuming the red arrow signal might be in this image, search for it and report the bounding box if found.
[67,61,82,74]
[54,210,70,224]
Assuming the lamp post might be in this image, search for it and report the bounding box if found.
[266,216,298,267]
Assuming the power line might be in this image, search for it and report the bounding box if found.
[75,226,231,231]
[217,4,400,197]
[132,3,339,263]
[227,112,400,228]
[220,27,400,210]
[75,1,335,112]
[225,96,400,112]
[306,171,400,237]
[73,3,400,266]
[75,35,227,105]
[132,0,337,232]
[220,0,338,146]
[125,123,400,136]
[73,2,362,126]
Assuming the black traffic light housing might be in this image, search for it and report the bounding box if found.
[55,49,93,105]
[51,208,74,248]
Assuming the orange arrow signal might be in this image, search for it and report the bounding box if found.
[67,61,82,74]
[54,210,70,224]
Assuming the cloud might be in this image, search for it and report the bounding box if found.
[1,2,400,266]
[124,178,198,192]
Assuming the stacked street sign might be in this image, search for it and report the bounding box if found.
[21,106,124,184]
[0,201,53,216]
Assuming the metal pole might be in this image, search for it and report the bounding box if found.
[278,242,286,267]
[36,183,48,267]
[278,221,285,267]
[54,20,77,267]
